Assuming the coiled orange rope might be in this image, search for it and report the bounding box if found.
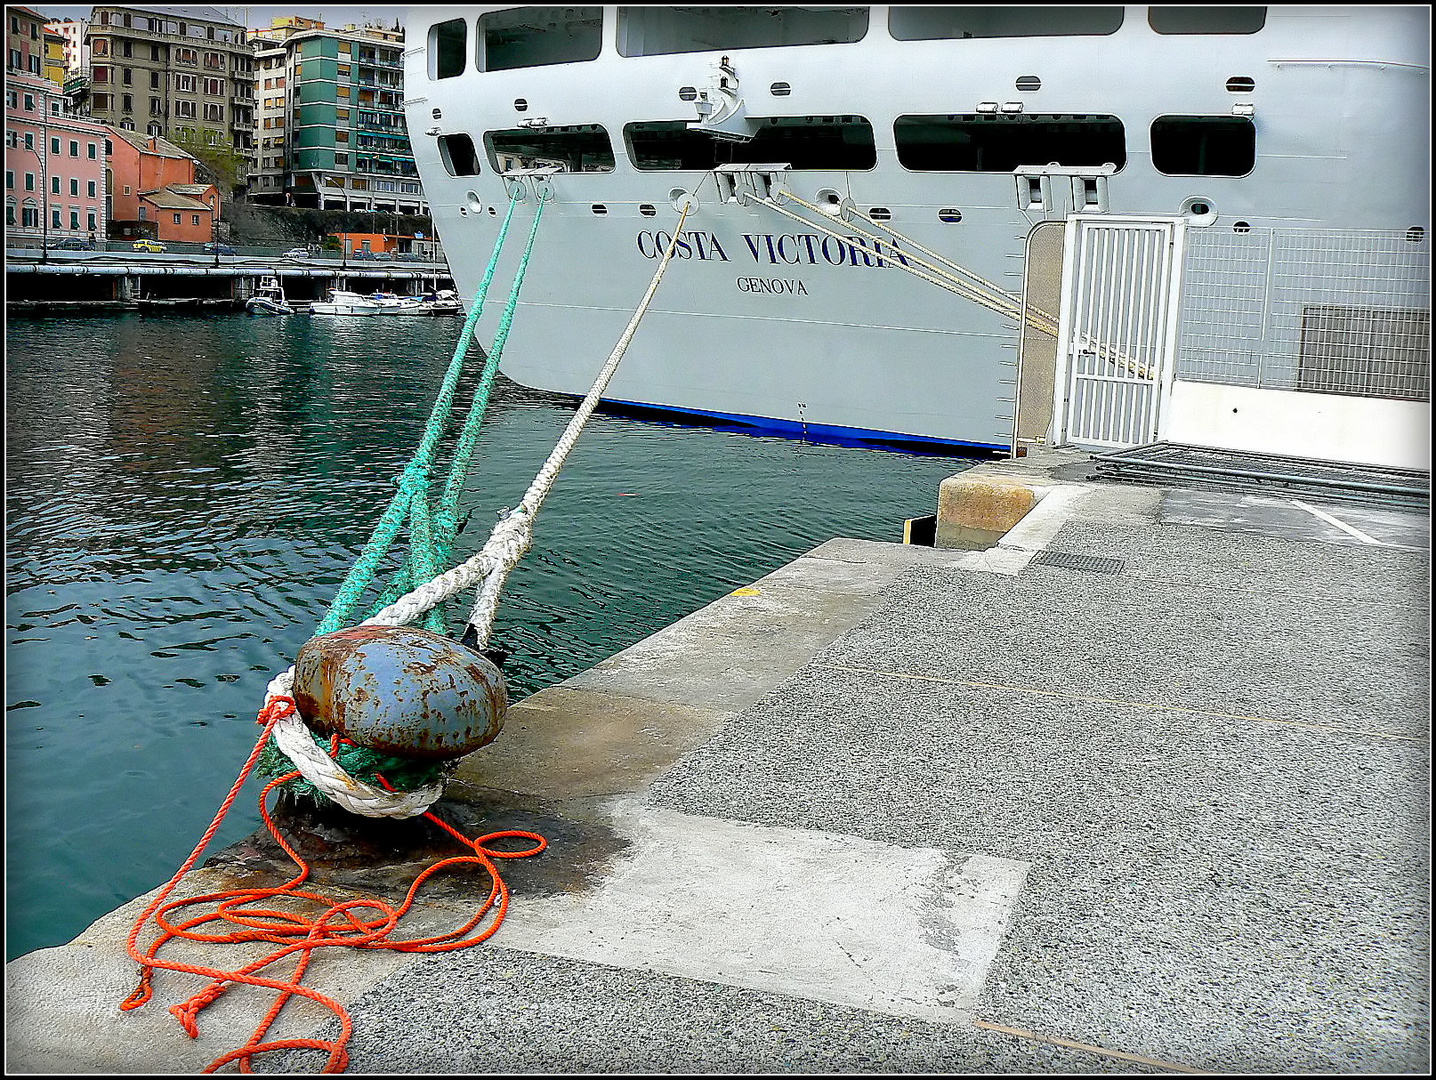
[121,696,547,1073]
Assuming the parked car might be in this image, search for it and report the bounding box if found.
[281,247,311,259]
[203,242,237,255]
[48,237,96,251]
[132,239,167,253]
[351,249,378,260]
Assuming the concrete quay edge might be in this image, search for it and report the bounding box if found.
[5,448,1429,1074]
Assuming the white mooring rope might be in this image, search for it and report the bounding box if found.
[268,203,693,817]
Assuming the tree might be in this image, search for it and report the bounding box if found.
[169,128,249,201]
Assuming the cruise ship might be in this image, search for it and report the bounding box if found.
[402,6,1430,454]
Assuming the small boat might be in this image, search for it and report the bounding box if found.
[308,289,386,316]
[246,276,293,316]
[309,289,463,316]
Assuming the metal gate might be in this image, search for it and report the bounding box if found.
[1053,216,1186,448]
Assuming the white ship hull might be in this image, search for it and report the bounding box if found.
[405,5,1430,452]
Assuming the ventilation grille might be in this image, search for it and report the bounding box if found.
[1029,550,1126,574]
[1225,76,1256,92]
[1015,75,1041,92]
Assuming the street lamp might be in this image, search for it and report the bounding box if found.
[18,141,48,263]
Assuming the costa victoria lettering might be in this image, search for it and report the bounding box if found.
[636,230,911,268]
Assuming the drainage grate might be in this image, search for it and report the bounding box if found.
[1029,550,1126,574]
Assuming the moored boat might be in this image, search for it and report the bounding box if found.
[403,6,1431,456]
[246,276,293,316]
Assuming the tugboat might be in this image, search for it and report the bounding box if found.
[246,276,293,316]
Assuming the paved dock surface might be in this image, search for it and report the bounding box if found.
[7,451,1430,1074]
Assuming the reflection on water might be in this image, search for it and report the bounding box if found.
[4,313,977,960]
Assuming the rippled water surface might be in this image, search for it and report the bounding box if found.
[5,313,977,960]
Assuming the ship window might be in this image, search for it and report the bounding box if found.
[625,116,876,171]
[894,114,1126,172]
[1226,76,1256,92]
[438,133,480,177]
[1149,7,1266,34]
[478,7,602,71]
[1151,116,1254,176]
[429,18,467,80]
[890,6,1122,39]
[484,124,615,172]
[617,7,868,57]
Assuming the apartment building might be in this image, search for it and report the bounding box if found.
[6,6,48,79]
[48,18,89,82]
[82,4,254,168]
[250,16,426,214]
[107,126,218,243]
[5,72,109,242]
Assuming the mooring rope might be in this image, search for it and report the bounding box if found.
[262,200,693,818]
[121,696,547,1074]
[755,187,1151,380]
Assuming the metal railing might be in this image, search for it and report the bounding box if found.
[1176,226,1432,403]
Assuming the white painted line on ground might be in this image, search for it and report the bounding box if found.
[1290,499,1383,545]
[494,801,1030,1023]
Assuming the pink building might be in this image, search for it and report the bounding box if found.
[5,72,109,243]
[107,127,218,244]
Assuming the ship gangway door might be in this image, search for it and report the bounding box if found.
[1052,215,1186,449]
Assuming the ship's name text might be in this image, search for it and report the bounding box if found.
[635,230,911,269]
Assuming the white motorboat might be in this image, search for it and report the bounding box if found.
[245,276,293,316]
[309,289,463,316]
[308,289,387,316]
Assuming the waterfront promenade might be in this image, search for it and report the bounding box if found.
[6,450,1429,1073]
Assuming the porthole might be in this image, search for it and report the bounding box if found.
[591,203,608,216]
[938,208,962,223]
[639,203,656,217]
[488,207,497,216]
[514,98,528,112]
[1225,76,1256,92]
[770,81,792,96]
[1233,220,1251,233]
[868,207,892,221]
[815,187,843,215]
[465,190,483,213]
[1181,195,1216,226]
[1015,75,1041,92]
[1406,226,1425,243]
[678,86,697,101]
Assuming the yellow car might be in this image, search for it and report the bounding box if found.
[131,239,167,253]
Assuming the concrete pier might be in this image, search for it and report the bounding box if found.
[6,450,1429,1074]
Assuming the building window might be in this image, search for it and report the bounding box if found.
[87,142,97,159]
[70,209,79,229]
[51,136,60,153]
[69,140,78,156]
[3,170,11,188]
[88,180,96,197]
[88,211,96,230]
[176,74,195,92]
[192,213,201,225]
[70,178,78,195]
[23,93,34,110]
[122,66,132,84]
[122,94,132,111]
[173,213,182,224]
[150,70,160,88]
[1150,116,1255,176]
[52,207,61,228]
[24,173,34,191]
[52,176,60,194]
[24,132,33,150]
[138,206,146,219]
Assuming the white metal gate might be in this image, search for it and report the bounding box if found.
[1053,216,1186,448]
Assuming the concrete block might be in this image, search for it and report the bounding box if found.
[935,473,1039,549]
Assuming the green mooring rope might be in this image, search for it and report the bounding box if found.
[262,189,549,798]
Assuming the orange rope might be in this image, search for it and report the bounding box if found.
[121,695,547,1073]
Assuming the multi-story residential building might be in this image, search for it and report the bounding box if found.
[83,4,254,171]
[7,6,48,78]
[5,73,109,243]
[250,16,426,214]
[43,23,66,85]
[106,126,218,243]
[48,18,88,80]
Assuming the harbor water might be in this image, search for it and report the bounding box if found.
[4,313,978,962]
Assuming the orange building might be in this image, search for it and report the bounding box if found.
[106,128,218,243]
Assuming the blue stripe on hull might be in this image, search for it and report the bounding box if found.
[600,397,1005,457]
